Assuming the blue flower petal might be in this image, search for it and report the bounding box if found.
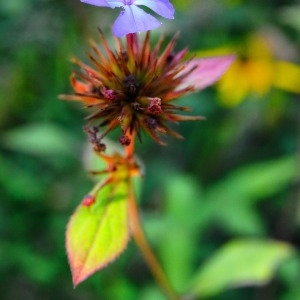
[112,5,161,37]
[134,0,174,19]
[106,0,126,9]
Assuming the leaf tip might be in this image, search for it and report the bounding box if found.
[71,268,86,287]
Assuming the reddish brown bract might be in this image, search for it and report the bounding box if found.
[60,30,205,145]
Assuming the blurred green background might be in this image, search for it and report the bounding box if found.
[1,0,300,299]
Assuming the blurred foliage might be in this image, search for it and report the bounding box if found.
[191,239,294,298]
[0,0,300,299]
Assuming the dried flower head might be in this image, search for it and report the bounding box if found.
[60,30,234,145]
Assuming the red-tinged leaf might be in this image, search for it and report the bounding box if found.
[66,179,130,286]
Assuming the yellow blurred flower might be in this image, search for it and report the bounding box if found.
[217,35,300,106]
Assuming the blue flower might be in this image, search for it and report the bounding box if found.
[81,0,175,37]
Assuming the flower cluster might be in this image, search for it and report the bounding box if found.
[61,31,234,145]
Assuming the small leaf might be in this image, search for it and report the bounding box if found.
[279,5,300,31]
[191,239,294,298]
[2,123,77,157]
[204,156,296,235]
[66,179,130,286]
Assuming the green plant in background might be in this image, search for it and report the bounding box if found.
[1,0,299,299]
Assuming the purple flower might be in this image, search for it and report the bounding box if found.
[80,0,175,37]
[179,56,236,91]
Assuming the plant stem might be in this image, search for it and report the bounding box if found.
[125,131,135,159]
[126,33,139,54]
[125,132,180,300]
[128,182,180,300]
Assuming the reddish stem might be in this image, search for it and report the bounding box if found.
[125,130,135,159]
[125,130,180,300]
[129,182,180,300]
[126,33,139,55]
[128,180,180,300]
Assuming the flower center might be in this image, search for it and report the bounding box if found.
[122,75,140,99]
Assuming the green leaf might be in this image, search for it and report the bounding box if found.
[159,175,203,291]
[279,5,300,31]
[204,156,296,235]
[191,239,294,298]
[206,156,296,205]
[2,123,78,157]
[66,179,130,286]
